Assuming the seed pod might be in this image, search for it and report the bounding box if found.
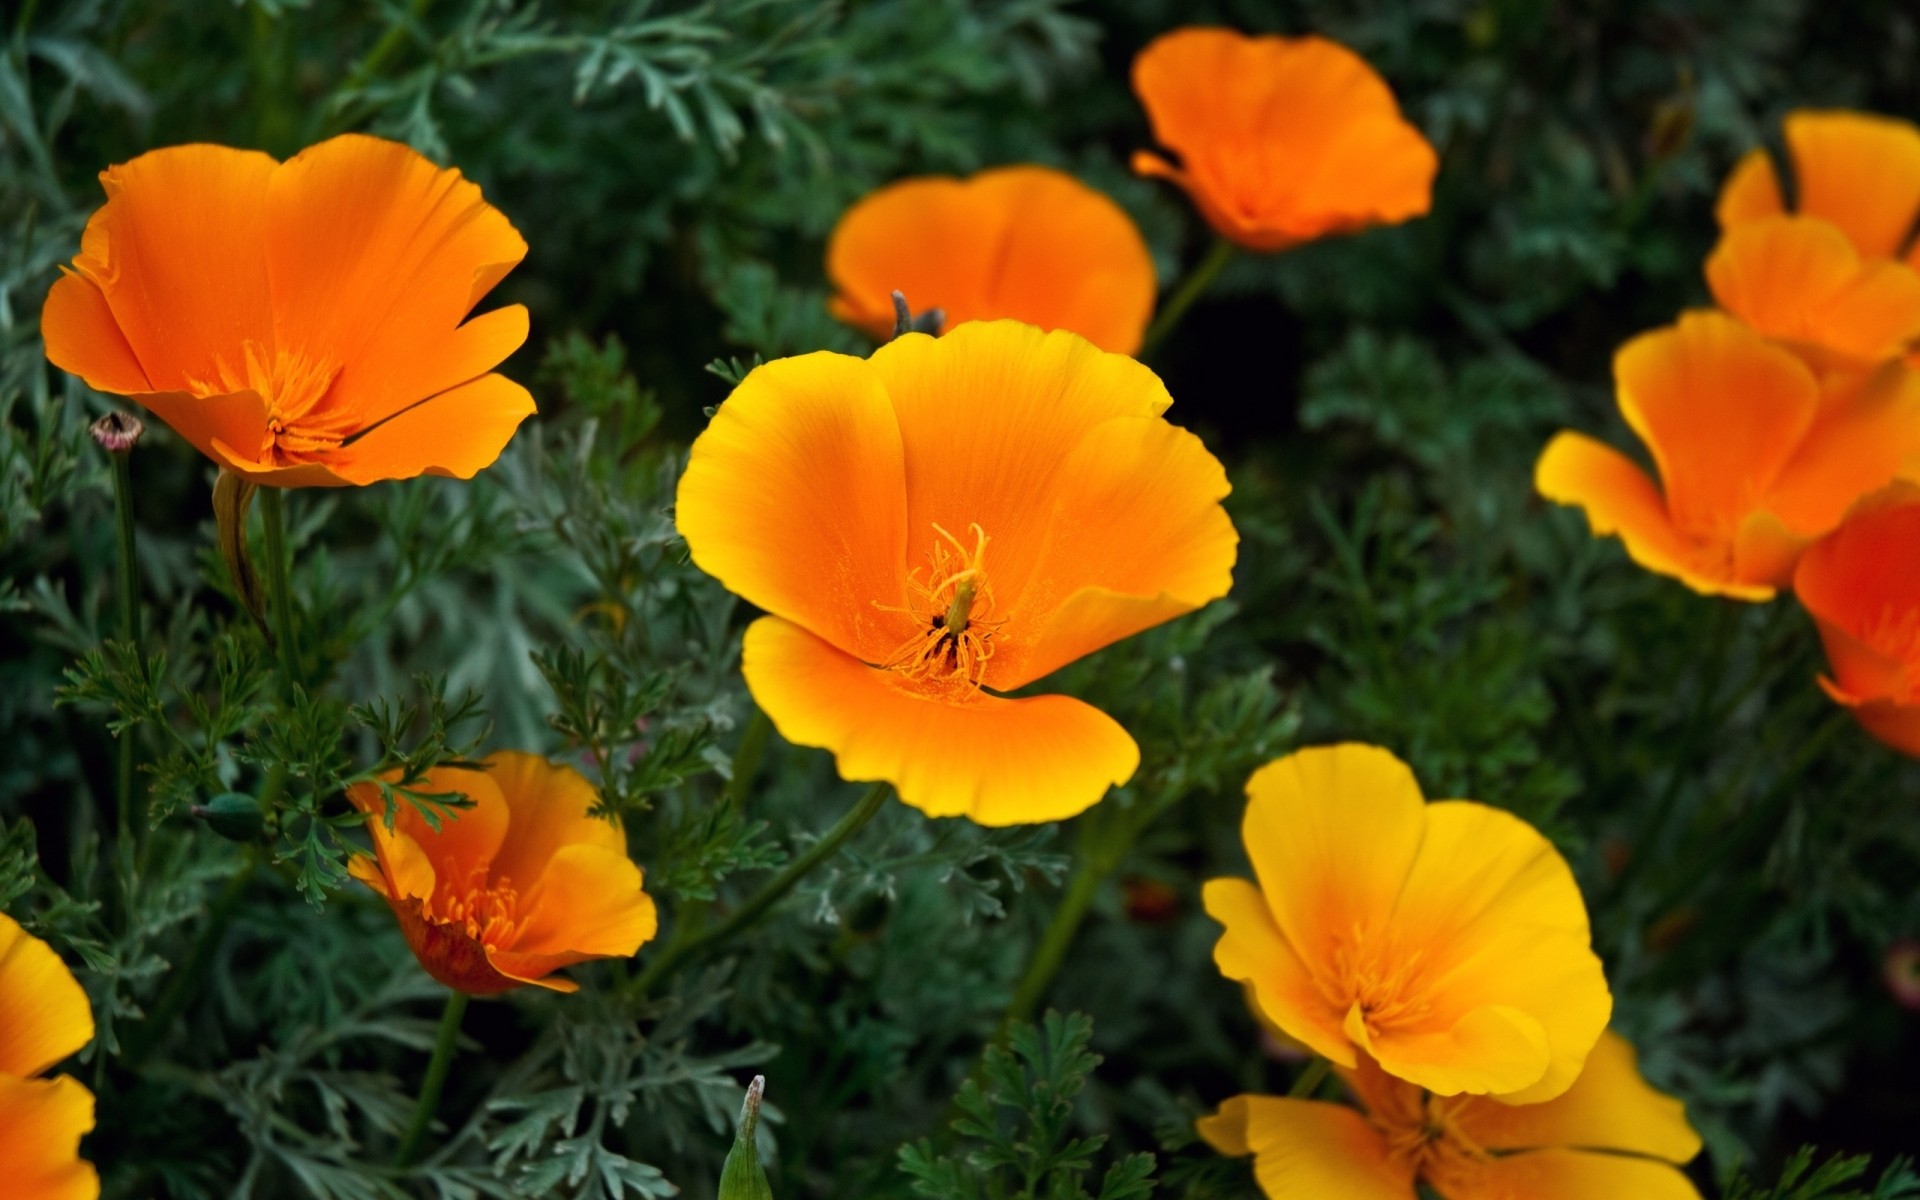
[191,792,266,842]
[718,1075,772,1200]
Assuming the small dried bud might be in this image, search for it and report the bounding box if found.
[90,411,145,455]
[1885,939,1920,1011]
[718,1075,772,1200]
[889,290,945,339]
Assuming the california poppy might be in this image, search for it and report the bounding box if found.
[1205,744,1610,1102]
[42,134,533,487]
[1131,28,1436,252]
[1200,1032,1701,1200]
[1794,482,1920,756]
[675,320,1237,825]
[1719,110,1920,265]
[0,913,98,1200]
[346,751,657,994]
[1536,311,1920,599]
[826,166,1156,355]
[1706,216,1920,368]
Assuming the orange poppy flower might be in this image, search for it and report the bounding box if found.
[1794,482,1920,756]
[1705,216,1920,368]
[826,166,1156,355]
[42,134,533,487]
[1536,311,1920,599]
[0,913,98,1200]
[1200,1032,1702,1200]
[346,751,657,994]
[1206,744,1610,1103]
[1131,28,1437,252]
[1719,110,1920,265]
[674,320,1237,825]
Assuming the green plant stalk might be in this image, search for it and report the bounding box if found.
[1287,1057,1331,1098]
[633,781,890,995]
[260,487,299,687]
[110,448,139,843]
[728,707,774,813]
[1003,851,1105,1026]
[125,856,256,1068]
[1140,235,1236,357]
[395,990,469,1168]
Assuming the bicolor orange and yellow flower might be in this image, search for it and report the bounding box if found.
[0,912,98,1200]
[1706,111,1920,366]
[1536,311,1920,599]
[1794,482,1920,756]
[826,166,1157,355]
[1205,744,1609,1102]
[1131,28,1436,252]
[1200,1032,1701,1200]
[675,320,1237,825]
[347,751,657,994]
[43,133,533,487]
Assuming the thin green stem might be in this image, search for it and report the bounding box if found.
[1287,1057,1331,1099]
[109,449,139,843]
[125,856,256,1068]
[727,707,774,813]
[395,990,469,1168]
[1140,235,1236,358]
[260,487,299,687]
[1003,853,1104,1026]
[631,782,890,996]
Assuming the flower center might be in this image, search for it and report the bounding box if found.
[191,340,351,465]
[1379,1092,1489,1186]
[1861,602,1920,696]
[1324,924,1432,1036]
[423,867,523,950]
[880,522,1001,691]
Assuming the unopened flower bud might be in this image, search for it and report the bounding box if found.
[191,792,266,842]
[718,1075,772,1200]
[90,411,145,455]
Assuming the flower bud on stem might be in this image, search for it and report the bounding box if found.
[719,1076,773,1200]
[91,412,144,843]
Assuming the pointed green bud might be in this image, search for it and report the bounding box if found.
[718,1075,772,1200]
[192,792,266,842]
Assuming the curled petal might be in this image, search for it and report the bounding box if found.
[1197,1095,1416,1200]
[0,1074,98,1200]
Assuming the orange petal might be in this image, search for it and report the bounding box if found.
[826,166,1157,355]
[131,388,271,469]
[264,134,529,427]
[1442,1147,1702,1200]
[1794,482,1920,714]
[0,914,94,1078]
[865,321,1172,631]
[1766,363,1920,537]
[1197,1095,1416,1200]
[41,270,150,394]
[992,414,1236,688]
[0,1074,98,1200]
[741,615,1138,825]
[1783,110,1920,260]
[1706,216,1920,364]
[347,763,509,893]
[1131,29,1435,250]
[1449,1031,1701,1163]
[488,844,657,989]
[80,143,279,392]
[482,751,625,889]
[675,351,913,665]
[1715,147,1785,229]
[1203,878,1355,1067]
[1615,311,1819,546]
[327,373,536,485]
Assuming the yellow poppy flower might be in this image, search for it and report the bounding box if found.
[826,166,1157,355]
[1200,1032,1702,1200]
[675,320,1237,825]
[42,134,533,487]
[1205,744,1610,1102]
[347,751,658,994]
[0,912,99,1200]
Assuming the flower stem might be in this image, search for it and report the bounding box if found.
[1287,1057,1331,1098]
[1004,852,1105,1026]
[109,447,139,842]
[259,487,299,687]
[632,781,890,996]
[395,990,469,1168]
[1140,235,1236,358]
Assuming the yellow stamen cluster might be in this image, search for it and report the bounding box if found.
[882,522,1001,691]
[1323,924,1433,1036]
[193,340,350,464]
[426,867,523,949]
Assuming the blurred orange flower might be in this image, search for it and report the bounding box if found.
[43,134,533,487]
[1206,745,1610,1103]
[1536,311,1920,599]
[347,751,657,994]
[1131,28,1436,252]
[1794,482,1920,756]
[0,913,98,1200]
[1200,1032,1702,1200]
[1719,110,1920,264]
[826,166,1156,355]
[675,320,1236,825]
